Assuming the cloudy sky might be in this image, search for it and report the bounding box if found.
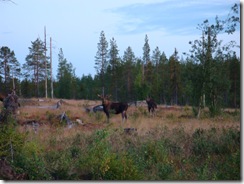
[0,0,240,78]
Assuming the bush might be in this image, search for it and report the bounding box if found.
[44,150,77,180]
[76,129,141,180]
[14,141,51,180]
[214,150,240,180]
[192,128,240,156]
[192,128,220,155]
[0,123,25,162]
[4,124,239,180]
[191,128,240,180]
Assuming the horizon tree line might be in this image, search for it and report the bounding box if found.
[0,4,240,116]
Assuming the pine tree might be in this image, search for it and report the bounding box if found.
[23,38,48,97]
[95,30,108,95]
[0,46,20,92]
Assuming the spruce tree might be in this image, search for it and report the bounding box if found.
[123,46,136,101]
[142,34,150,83]
[228,54,240,108]
[158,52,170,104]
[108,37,119,100]
[56,48,75,99]
[169,48,181,105]
[95,30,108,95]
[151,46,161,101]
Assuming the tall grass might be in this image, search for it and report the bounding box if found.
[2,124,239,180]
[0,99,240,180]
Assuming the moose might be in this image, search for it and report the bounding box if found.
[146,97,157,116]
[97,94,128,123]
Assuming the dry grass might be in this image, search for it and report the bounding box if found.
[1,98,240,180]
[14,98,240,140]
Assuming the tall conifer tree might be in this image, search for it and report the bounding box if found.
[123,46,136,100]
[0,46,20,92]
[23,38,47,97]
[108,37,119,100]
[95,30,108,95]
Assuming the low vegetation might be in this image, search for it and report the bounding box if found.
[0,99,240,180]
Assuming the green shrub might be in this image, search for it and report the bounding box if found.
[191,128,240,180]
[99,152,141,180]
[44,150,78,180]
[192,128,219,155]
[192,128,240,156]
[76,129,142,180]
[6,124,239,180]
[0,124,26,162]
[14,141,51,180]
[214,150,240,180]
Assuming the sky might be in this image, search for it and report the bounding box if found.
[0,0,240,79]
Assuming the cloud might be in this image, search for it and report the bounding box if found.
[1,31,12,35]
[109,0,239,36]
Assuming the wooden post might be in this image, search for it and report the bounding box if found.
[50,37,53,99]
[44,26,48,98]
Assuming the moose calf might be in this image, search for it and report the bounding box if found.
[98,94,128,123]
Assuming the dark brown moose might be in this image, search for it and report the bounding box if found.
[97,94,128,123]
[146,97,157,116]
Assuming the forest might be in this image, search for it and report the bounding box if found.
[0,3,240,181]
[0,4,240,115]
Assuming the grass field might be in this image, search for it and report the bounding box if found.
[0,98,241,180]
[16,98,240,133]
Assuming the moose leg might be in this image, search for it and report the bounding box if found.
[152,108,154,117]
[121,111,127,123]
[121,112,124,123]
[148,107,151,116]
[124,111,127,120]
[104,110,110,123]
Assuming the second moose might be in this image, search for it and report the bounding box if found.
[146,97,157,116]
[98,94,128,123]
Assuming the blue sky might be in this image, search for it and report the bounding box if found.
[0,0,240,78]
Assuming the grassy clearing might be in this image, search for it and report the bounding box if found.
[0,98,240,180]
